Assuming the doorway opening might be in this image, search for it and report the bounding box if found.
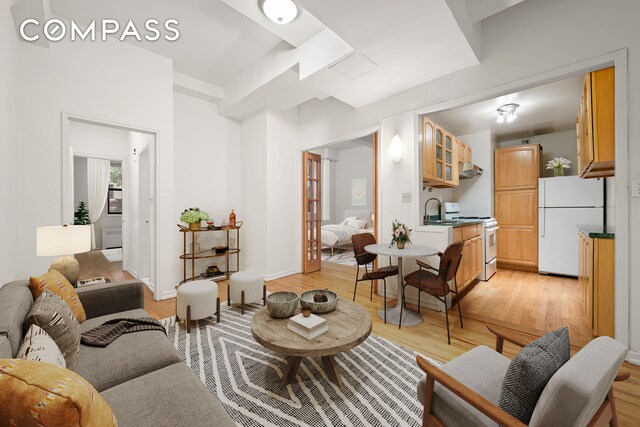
[416,63,623,349]
[301,132,379,274]
[62,116,157,298]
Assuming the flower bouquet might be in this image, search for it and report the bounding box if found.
[391,220,412,249]
[546,157,571,176]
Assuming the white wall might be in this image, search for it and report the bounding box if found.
[498,130,578,177]
[240,112,268,275]
[15,33,175,297]
[298,0,640,356]
[173,92,242,280]
[240,109,299,280]
[0,0,20,284]
[378,112,421,296]
[334,145,374,223]
[265,109,299,279]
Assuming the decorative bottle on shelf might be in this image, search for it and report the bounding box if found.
[229,209,236,227]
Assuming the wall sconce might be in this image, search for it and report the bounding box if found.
[389,134,403,163]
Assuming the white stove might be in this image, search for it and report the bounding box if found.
[443,203,498,281]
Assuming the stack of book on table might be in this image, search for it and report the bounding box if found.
[287,313,328,340]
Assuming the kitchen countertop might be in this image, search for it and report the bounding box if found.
[422,219,484,228]
[577,224,615,239]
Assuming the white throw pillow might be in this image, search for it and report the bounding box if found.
[347,219,367,229]
[340,216,358,226]
[16,324,66,368]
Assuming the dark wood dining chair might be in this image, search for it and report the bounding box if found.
[351,233,398,323]
[401,241,464,343]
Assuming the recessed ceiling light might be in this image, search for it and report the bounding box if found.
[261,0,298,25]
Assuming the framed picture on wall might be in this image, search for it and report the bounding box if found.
[351,179,366,206]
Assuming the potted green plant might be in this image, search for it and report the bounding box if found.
[74,201,90,225]
[391,220,412,249]
[180,208,209,231]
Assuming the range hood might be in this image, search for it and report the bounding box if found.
[460,162,483,179]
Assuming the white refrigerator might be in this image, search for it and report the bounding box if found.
[538,176,604,276]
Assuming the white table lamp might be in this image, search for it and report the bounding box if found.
[37,225,91,285]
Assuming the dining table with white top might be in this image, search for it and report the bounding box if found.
[364,243,439,327]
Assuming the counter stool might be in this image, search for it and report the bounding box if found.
[228,271,266,314]
[177,280,220,333]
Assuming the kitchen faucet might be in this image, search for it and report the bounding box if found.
[424,198,442,224]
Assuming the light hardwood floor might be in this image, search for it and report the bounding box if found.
[77,254,639,426]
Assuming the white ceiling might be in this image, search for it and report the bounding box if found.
[428,75,584,141]
[44,0,530,119]
[50,0,283,87]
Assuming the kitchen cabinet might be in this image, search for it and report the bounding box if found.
[453,224,483,290]
[576,67,615,178]
[495,144,540,191]
[457,139,472,164]
[578,230,614,338]
[422,118,468,188]
[494,145,540,270]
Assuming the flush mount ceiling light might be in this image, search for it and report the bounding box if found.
[496,103,520,124]
[261,0,298,25]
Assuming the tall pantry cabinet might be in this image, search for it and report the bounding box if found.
[494,144,541,270]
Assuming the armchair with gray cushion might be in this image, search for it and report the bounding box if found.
[416,325,629,426]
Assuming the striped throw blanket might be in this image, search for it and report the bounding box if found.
[81,317,166,347]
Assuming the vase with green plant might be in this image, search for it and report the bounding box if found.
[180,208,209,231]
[74,201,90,225]
[391,220,412,249]
[546,157,572,176]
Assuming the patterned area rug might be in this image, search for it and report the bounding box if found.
[321,250,357,267]
[161,303,442,427]
[100,248,122,262]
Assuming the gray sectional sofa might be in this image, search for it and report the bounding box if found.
[0,279,236,427]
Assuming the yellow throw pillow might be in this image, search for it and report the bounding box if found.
[30,270,87,323]
[0,359,117,426]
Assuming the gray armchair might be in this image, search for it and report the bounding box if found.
[417,325,629,426]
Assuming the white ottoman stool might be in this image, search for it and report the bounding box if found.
[228,271,266,314]
[177,280,220,333]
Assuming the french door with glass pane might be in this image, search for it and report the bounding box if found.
[302,152,322,273]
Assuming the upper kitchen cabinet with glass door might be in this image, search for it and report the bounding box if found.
[422,117,460,188]
[576,66,614,178]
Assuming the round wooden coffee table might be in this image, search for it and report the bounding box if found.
[251,299,372,387]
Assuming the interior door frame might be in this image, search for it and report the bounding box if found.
[61,113,159,300]
[414,48,630,356]
[138,145,151,278]
[300,131,380,275]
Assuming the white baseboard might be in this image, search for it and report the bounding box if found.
[626,350,640,366]
[159,289,177,300]
[264,268,300,282]
[125,267,139,278]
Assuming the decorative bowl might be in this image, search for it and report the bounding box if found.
[214,246,229,254]
[266,291,299,318]
[300,290,338,314]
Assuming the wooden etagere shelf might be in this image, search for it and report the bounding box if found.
[177,222,242,285]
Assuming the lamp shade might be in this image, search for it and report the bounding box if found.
[389,134,403,163]
[37,225,91,256]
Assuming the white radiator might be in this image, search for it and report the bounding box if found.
[102,227,122,249]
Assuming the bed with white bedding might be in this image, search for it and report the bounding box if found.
[321,210,373,253]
